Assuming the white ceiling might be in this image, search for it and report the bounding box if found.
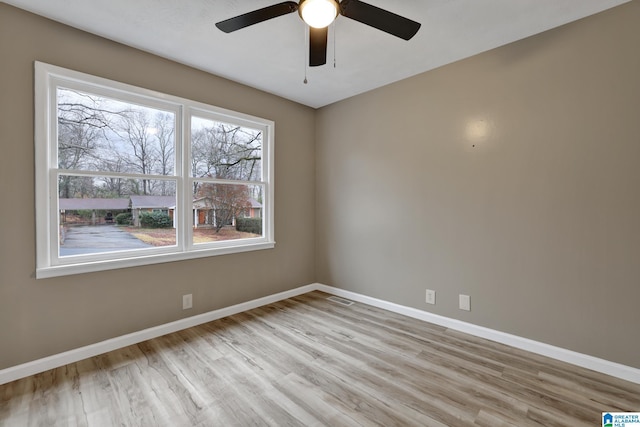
[4,0,629,108]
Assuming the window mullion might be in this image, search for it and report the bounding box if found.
[181,108,192,251]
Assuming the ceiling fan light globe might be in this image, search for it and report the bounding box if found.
[299,0,338,28]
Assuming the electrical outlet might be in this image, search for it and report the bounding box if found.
[459,294,470,311]
[182,294,193,310]
[425,289,436,305]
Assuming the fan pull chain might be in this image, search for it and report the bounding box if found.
[303,23,308,84]
[333,20,337,68]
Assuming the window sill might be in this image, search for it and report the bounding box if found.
[36,241,275,279]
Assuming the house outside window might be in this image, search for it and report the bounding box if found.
[35,62,274,278]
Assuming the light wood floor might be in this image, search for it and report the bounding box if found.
[1,291,639,426]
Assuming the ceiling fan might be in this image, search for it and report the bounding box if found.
[215,0,421,67]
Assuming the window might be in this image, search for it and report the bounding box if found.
[35,62,274,278]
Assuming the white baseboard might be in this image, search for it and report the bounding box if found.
[2,282,638,385]
[314,284,640,385]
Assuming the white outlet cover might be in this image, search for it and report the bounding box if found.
[183,294,193,310]
[426,289,436,305]
[459,294,471,311]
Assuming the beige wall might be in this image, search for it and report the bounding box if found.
[0,4,316,369]
[316,1,640,368]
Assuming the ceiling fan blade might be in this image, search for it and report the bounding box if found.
[339,0,421,40]
[309,26,328,67]
[216,1,298,33]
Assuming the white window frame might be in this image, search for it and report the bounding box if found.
[35,62,274,278]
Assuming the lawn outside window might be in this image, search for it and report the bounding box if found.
[35,62,274,278]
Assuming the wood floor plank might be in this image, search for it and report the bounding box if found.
[2,291,639,426]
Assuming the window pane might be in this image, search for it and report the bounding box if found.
[58,176,177,257]
[57,88,176,176]
[192,182,263,244]
[191,116,262,181]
